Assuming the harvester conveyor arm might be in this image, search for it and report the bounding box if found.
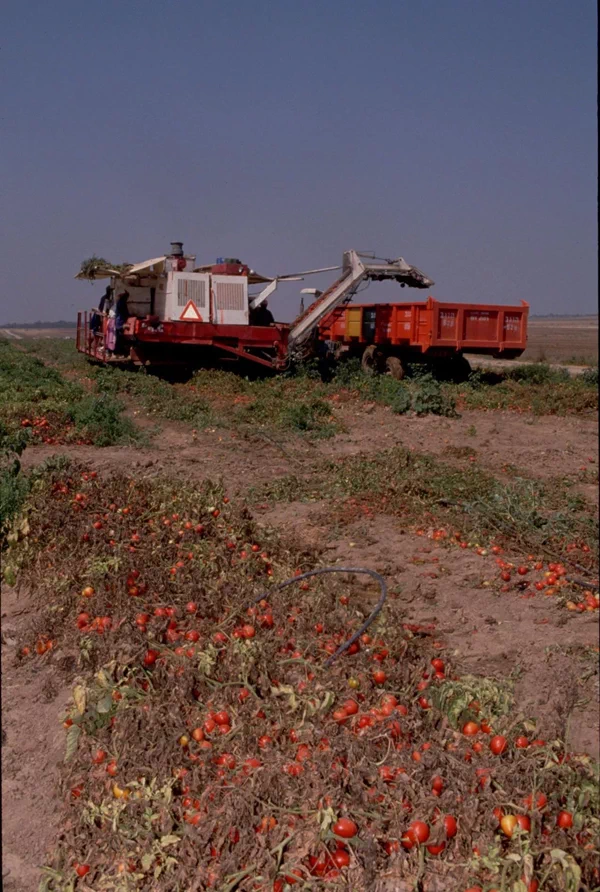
[287,250,434,348]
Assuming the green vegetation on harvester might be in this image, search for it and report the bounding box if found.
[253,446,599,562]
[0,339,139,447]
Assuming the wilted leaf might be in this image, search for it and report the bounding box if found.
[73,684,86,715]
[141,853,153,872]
[96,693,113,714]
[65,725,81,762]
[318,807,336,833]
[319,691,335,713]
[160,835,180,847]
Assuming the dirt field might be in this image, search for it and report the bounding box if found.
[1,338,598,892]
[521,317,598,365]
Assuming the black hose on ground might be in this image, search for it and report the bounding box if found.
[251,567,388,667]
[565,576,600,593]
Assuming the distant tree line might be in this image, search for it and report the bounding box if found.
[1,320,77,329]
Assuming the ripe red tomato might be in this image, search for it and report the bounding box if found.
[426,842,446,855]
[91,749,106,765]
[333,708,348,724]
[432,775,444,794]
[342,699,359,716]
[372,669,387,685]
[443,815,457,838]
[106,760,118,776]
[332,817,358,839]
[557,810,573,829]
[143,649,159,667]
[378,765,395,783]
[296,744,311,762]
[214,711,230,726]
[524,792,547,811]
[418,696,431,710]
[490,735,508,755]
[409,821,430,844]
[401,828,417,849]
[517,566,529,575]
[462,721,480,736]
[258,735,273,749]
[516,815,531,832]
[515,736,529,748]
[331,849,350,868]
[74,862,90,877]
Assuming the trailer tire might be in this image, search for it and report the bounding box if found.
[384,355,405,380]
[450,354,472,383]
[361,345,381,376]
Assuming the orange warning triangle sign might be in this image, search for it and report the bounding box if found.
[179,300,203,321]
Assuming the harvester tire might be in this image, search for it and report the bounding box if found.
[385,355,405,380]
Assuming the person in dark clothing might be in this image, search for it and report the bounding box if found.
[249,299,275,326]
[99,285,113,314]
[90,285,113,335]
[114,291,129,355]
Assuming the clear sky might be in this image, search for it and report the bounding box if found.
[1,0,597,323]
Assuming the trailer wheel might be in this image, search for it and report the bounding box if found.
[450,354,472,383]
[361,345,381,376]
[384,355,405,380]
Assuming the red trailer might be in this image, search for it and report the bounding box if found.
[319,296,529,378]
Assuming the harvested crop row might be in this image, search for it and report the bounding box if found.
[5,462,599,891]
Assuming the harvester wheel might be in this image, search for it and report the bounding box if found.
[361,345,381,376]
[384,355,405,380]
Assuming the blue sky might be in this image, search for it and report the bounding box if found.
[1,0,597,323]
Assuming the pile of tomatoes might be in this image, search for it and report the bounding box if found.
[12,465,599,892]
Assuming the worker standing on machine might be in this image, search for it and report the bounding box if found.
[250,299,275,326]
[90,285,113,338]
[114,291,129,355]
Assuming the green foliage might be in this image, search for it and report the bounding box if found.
[505,362,569,385]
[93,367,214,429]
[69,394,139,447]
[0,420,30,547]
[581,366,598,386]
[453,363,598,416]
[411,373,457,416]
[0,339,140,446]
[279,398,336,436]
[255,445,598,559]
